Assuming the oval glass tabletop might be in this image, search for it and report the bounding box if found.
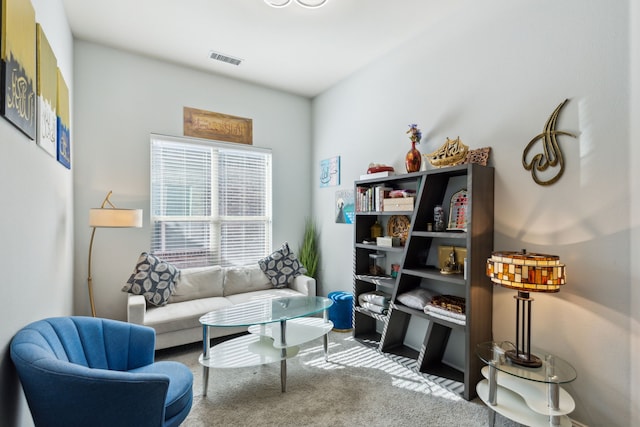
[476,341,577,384]
[199,296,333,328]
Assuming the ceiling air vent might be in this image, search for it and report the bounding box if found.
[209,50,243,66]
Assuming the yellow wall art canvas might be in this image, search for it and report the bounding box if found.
[1,0,36,139]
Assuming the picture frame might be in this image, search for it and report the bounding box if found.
[183,107,253,145]
[335,189,354,224]
[56,69,71,169]
[1,0,37,139]
[320,156,340,187]
[438,245,467,275]
[447,188,468,231]
[36,24,57,157]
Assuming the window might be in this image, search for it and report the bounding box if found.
[150,134,272,268]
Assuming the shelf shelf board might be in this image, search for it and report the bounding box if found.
[421,361,464,383]
[355,210,413,216]
[391,303,465,331]
[401,267,466,285]
[355,171,424,185]
[384,343,420,360]
[353,332,382,349]
[355,243,405,253]
[355,305,389,321]
[355,274,396,288]
[411,231,467,239]
[423,312,466,331]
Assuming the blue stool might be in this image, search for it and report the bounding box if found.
[328,291,354,331]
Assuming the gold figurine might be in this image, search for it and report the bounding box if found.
[426,137,469,167]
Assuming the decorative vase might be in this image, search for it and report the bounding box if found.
[405,141,421,172]
[434,205,445,231]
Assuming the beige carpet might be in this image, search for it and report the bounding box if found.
[156,331,519,427]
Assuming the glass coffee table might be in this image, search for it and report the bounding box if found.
[476,342,577,427]
[199,296,333,396]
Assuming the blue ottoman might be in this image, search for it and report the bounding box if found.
[328,291,354,331]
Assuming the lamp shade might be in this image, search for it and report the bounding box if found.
[89,208,143,228]
[486,251,566,293]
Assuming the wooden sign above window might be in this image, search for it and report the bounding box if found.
[183,107,252,145]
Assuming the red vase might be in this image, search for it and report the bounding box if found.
[405,141,421,172]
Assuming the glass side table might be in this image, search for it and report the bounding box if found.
[476,342,577,427]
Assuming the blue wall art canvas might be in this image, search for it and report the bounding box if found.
[56,69,70,169]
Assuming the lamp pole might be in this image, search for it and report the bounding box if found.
[87,191,142,317]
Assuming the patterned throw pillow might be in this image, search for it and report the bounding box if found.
[258,242,307,288]
[122,252,180,307]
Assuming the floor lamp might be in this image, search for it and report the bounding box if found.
[88,191,142,317]
[486,250,566,367]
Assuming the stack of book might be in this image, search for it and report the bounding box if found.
[356,185,393,212]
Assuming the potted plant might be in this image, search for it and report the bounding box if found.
[298,217,319,278]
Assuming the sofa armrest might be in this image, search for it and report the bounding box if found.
[127,294,147,325]
[289,275,316,296]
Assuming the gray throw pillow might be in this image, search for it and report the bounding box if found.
[122,252,180,306]
[258,242,307,288]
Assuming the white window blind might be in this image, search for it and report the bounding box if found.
[150,134,272,268]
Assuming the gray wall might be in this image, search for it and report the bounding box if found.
[0,1,73,425]
[312,0,634,426]
[72,41,313,321]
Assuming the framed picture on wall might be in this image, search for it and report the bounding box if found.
[320,155,340,187]
[56,69,71,169]
[1,0,37,139]
[335,189,354,224]
[36,24,57,157]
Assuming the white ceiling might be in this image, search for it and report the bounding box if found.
[60,0,463,98]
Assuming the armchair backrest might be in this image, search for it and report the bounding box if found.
[11,316,156,371]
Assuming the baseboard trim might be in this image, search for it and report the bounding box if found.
[571,418,589,427]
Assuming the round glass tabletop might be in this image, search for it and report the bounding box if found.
[199,296,333,328]
[476,341,577,384]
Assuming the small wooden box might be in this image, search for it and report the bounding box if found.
[377,236,400,247]
[383,197,414,212]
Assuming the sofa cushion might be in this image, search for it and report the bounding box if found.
[144,296,233,334]
[258,242,307,288]
[224,288,306,305]
[169,265,224,303]
[122,252,180,307]
[223,264,272,297]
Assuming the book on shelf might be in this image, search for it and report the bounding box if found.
[359,170,395,180]
[356,185,393,212]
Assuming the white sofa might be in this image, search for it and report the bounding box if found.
[127,264,316,350]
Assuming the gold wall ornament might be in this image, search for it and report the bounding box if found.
[522,99,577,185]
[426,136,469,167]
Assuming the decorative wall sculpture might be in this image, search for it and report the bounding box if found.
[522,99,576,186]
[183,107,253,145]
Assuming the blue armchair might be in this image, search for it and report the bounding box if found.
[10,316,193,427]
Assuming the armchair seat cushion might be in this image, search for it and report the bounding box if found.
[131,361,193,421]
